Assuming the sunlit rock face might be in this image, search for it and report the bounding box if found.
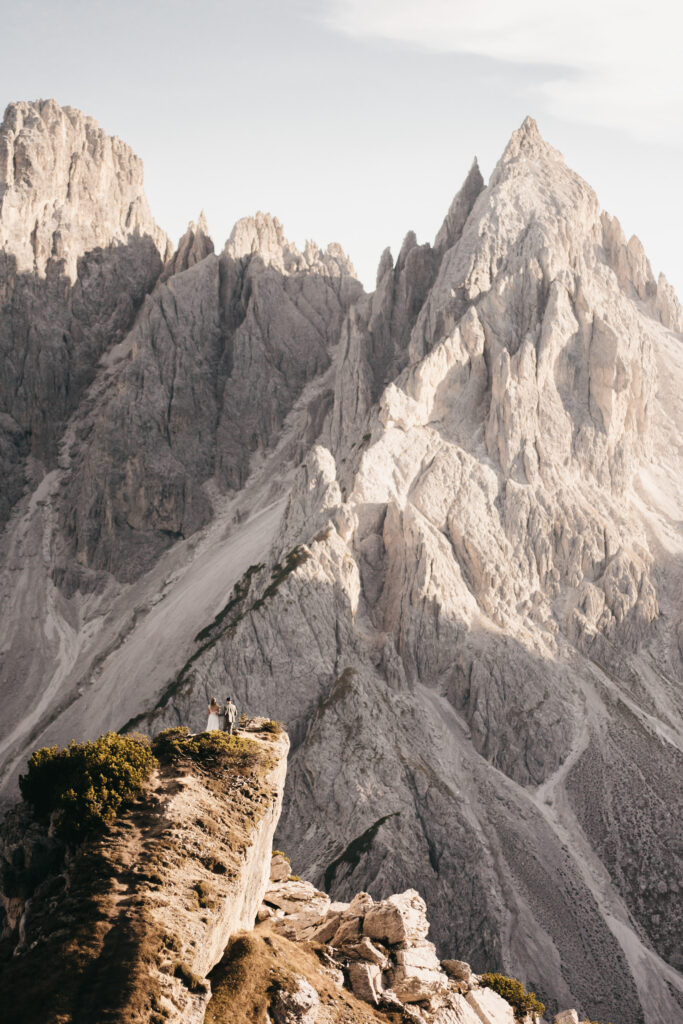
[0,107,681,1024]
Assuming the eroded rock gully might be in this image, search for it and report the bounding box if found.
[0,104,681,1023]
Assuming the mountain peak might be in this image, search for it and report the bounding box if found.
[0,98,169,279]
[490,115,566,186]
[434,157,485,256]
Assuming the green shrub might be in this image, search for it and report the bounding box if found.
[480,974,545,1021]
[262,720,283,735]
[19,732,157,841]
[152,727,262,768]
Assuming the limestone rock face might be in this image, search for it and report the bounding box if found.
[0,726,289,1024]
[0,109,681,1024]
[0,100,170,525]
[59,213,361,580]
[141,118,683,1024]
[0,99,168,280]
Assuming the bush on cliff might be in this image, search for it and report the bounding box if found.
[19,731,157,840]
[480,973,545,1021]
[152,726,269,773]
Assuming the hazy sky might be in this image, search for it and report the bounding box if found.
[2,0,682,294]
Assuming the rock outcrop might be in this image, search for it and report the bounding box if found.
[222,859,547,1024]
[0,722,289,1024]
[0,99,170,525]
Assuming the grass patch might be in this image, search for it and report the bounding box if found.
[480,973,545,1021]
[206,929,387,1024]
[152,727,269,775]
[194,880,218,910]
[174,961,208,993]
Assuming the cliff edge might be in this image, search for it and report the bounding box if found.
[0,720,289,1024]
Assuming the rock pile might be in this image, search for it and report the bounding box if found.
[258,856,541,1024]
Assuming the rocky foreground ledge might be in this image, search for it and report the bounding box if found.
[1,723,591,1024]
[0,721,288,1024]
[238,854,588,1024]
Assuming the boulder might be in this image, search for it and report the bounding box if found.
[439,995,486,1024]
[345,891,375,916]
[271,976,319,1024]
[363,890,429,945]
[395,940,440,970]
[311,910,343,944]
[331,915,362,946]
[389,965,449,1003]
[380,988,405,1012]
[271,910,329,941]
[270,853,291,882]
[264,879,330,918]
[344,936,389,967]
[347,961,383,1005]
[441,959,473,984]
[466,987,516,1024]
[554,1013,580,1024]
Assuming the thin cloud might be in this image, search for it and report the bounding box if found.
[317,0,683,145]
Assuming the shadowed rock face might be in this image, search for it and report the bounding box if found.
[0,107,681,1024]
[0,100,170,526]
[61,214,362,581]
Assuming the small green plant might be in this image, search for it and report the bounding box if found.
[272,850,290,861]
[152,727,268,773]
[239,712,249,728]
[480,974,545,1021]
[19,732,157,841]
[288,874,301,881]
[262,719,284,735]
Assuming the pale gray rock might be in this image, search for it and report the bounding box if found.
[345,936,389,967]
[264,878,330,918]
[553,1012,580,1024]
[347,961,384,1004]
[271,976,319,1024]
[0,99,168,280]
[161,212,214,281]
[389,964,449,1004]
[331,915,363,946]
[363,891,430,945]
[395,941,441,970]
[0,99,169,527]
[1,109,681,1024]
[441,961,473,984]
[270,853,291,882]
[465,988,516,1024]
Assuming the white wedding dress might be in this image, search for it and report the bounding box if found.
[207,711,220,730]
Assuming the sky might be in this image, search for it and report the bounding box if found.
[1,0,682,294]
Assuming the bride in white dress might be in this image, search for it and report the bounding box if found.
[206,697,221,731]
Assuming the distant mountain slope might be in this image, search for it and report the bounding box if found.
[0,104,681,1023]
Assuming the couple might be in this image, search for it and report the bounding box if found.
[207,696,238,734]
